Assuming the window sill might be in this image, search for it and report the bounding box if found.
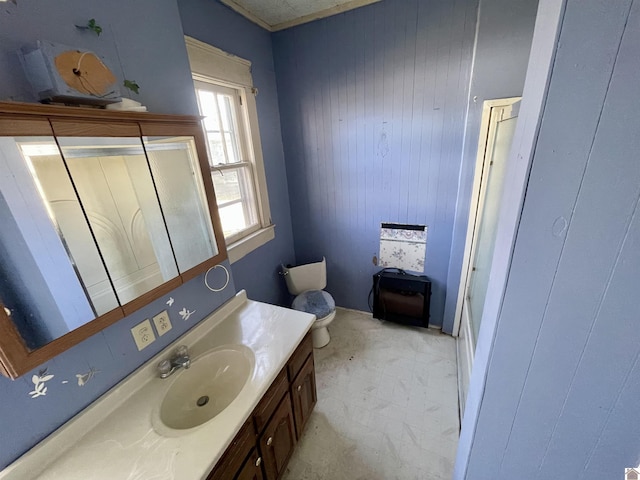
[227,224,275,264]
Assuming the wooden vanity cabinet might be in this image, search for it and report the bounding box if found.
[253,370,289,433]
[259,394,297,479]
[290,355,317,439]
[235,449,265,480]
[207,419,256,480]
[286,333,313,382]
[208,331,316,480]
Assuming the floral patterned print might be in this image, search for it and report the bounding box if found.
[29,369,54,398]
[379,224,428,273]
[179,307,195,321]
[76,367,100,386]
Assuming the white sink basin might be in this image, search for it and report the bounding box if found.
[159,345,255,430]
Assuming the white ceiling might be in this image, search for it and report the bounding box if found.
[220,0,382,32]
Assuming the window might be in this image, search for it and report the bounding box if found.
[195,81,258,242]
[185,36,274,262]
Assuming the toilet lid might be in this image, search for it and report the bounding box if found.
[292,290,335,319]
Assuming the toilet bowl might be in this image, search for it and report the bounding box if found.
[282,258,336,348]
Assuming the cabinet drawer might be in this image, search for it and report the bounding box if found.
[253,368,288,435]
[286,331,312,382]
[208,417,255,480]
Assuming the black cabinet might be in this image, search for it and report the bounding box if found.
[372,270,431,327]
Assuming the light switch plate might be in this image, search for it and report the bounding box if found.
[131,319,156,351]
[152,310,172,337]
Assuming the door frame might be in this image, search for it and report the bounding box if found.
[455,97,520,418]
[454,0,565,474]
[453,97,521,339]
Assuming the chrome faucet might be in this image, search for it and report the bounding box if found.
[157,345,190,379]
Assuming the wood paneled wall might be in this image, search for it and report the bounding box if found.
[273,0,478,325]
[462,0,640,477]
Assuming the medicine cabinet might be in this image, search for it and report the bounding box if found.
[0,102,227,379]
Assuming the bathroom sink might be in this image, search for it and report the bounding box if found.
[159,345,254,430]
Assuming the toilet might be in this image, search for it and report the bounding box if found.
[282,257,336,348]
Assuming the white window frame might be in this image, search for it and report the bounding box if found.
[194,80,260,244]
[185,36,274,263]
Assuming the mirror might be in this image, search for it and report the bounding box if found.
[142,136,218,272]
[0,135,104,349]
[0,132,220,351]
[54,136,180,308]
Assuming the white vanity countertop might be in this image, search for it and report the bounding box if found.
[0,291,315,480]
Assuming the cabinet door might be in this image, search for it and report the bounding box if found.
[208,419,255,480]
[236,449,265,480]
[260,394,296,480]
[253,369,288,434]
[291,354,317,439]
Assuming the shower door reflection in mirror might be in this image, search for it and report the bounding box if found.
[53,136,180,307]
[0,133,221,351]
[0,136,113,349]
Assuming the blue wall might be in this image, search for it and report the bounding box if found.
[443,0,538,333]
[0,0,197,115]
[272,0,479,326]
[177,0,296,307]
[0,0,292,469]
[460,0,640,477]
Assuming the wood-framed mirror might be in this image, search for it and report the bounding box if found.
[0,102,227,379]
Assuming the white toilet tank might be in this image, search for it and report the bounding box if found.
[283,257,327,295]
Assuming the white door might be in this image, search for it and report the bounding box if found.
[456,99,520,416]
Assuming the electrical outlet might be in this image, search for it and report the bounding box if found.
[152,310,172,336]
[131,319,156,351]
